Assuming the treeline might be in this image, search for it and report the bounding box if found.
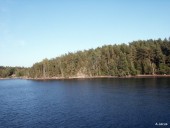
[28,38,170,78]
[1,38,170,78]
[0,66,28,78]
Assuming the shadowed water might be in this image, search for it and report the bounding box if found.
[0,78,170,128]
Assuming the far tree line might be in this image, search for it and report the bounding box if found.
[0,66,28,78]
[1,38,170,78]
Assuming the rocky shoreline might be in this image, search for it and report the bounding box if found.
[1,74,170,80]
[27,75,170,80]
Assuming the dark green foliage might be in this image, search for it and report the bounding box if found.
[1,38,170,78]
[27,38,170,78]
[0,67,28,78]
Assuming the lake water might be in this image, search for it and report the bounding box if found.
[0,78,170,128]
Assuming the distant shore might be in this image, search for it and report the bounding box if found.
[1,74,170,80]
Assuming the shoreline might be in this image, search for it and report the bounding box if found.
[0,75,170,80]
[27,75,170,80]
[1,74,170,80]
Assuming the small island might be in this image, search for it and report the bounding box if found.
[1,38,170,80]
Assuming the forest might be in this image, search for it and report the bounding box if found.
[1,38,170,78]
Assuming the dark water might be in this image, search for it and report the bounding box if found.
[0,78,170,128]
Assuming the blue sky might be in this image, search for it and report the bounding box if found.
[0,0,170,67]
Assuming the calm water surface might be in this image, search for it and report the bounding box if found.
[0,78,170,128]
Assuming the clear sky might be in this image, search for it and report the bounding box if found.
[0,0,170,67]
